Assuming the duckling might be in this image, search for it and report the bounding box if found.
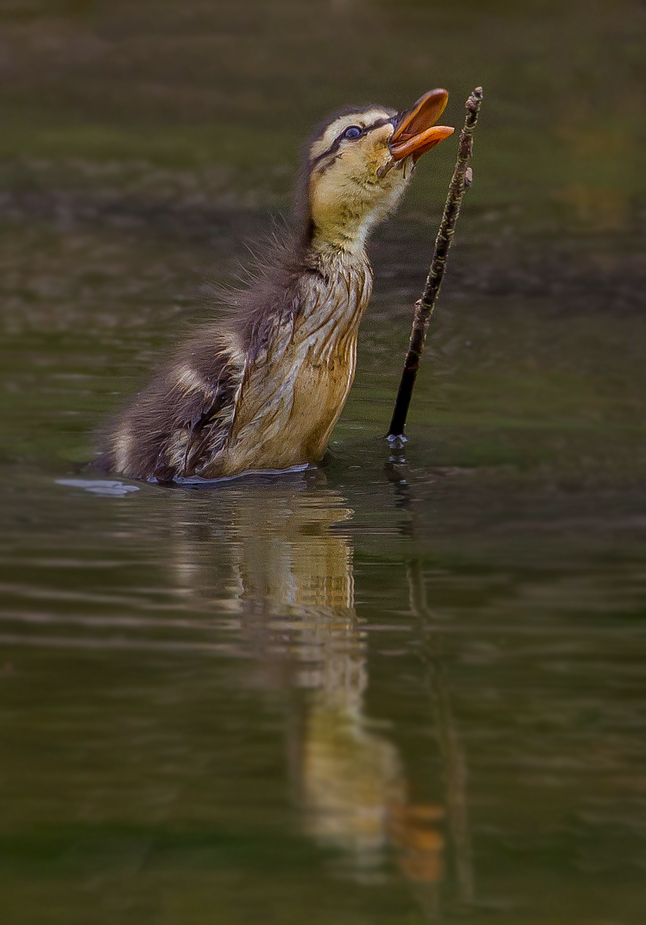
[99,90,453,482]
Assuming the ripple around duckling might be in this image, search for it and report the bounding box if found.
[56,478,141,496]
[169,462,312,488]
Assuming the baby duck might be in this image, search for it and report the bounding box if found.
[100,90,453,481]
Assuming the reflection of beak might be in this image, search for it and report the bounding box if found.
[390,89,454,162]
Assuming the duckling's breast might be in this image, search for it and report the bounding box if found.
[202,254,373,477]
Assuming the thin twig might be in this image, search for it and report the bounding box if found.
[387,86,483,442]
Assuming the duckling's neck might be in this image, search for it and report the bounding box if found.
[308,195,387,257]
[306,162,410,255]
[310,216,373,256]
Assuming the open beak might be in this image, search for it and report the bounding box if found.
[390,89,454,163]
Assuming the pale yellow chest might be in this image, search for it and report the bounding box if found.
[208,256,372,477]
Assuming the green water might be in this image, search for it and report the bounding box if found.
[1,1,645,922]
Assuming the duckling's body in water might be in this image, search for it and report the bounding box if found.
[100,92,453,481]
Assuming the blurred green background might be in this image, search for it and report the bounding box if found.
[1,0,644,221]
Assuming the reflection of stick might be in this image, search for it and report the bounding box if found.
[407,560,475,914]
[429,658,474,908]
[388,87,483,441]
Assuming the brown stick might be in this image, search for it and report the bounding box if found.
[387,86,483,442]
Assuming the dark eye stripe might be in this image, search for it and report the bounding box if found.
[310,117,393,168]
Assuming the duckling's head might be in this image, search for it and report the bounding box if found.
[302,89,454,253]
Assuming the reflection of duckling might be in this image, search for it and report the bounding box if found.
[100,91,453,481]
[166,484,455,893]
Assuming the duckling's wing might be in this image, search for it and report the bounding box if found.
[175,360,243,478]
[102,331,245,482]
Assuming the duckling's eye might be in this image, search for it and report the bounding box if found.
[342,125,362,140]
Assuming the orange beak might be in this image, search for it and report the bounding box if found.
[389,89,454,162]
